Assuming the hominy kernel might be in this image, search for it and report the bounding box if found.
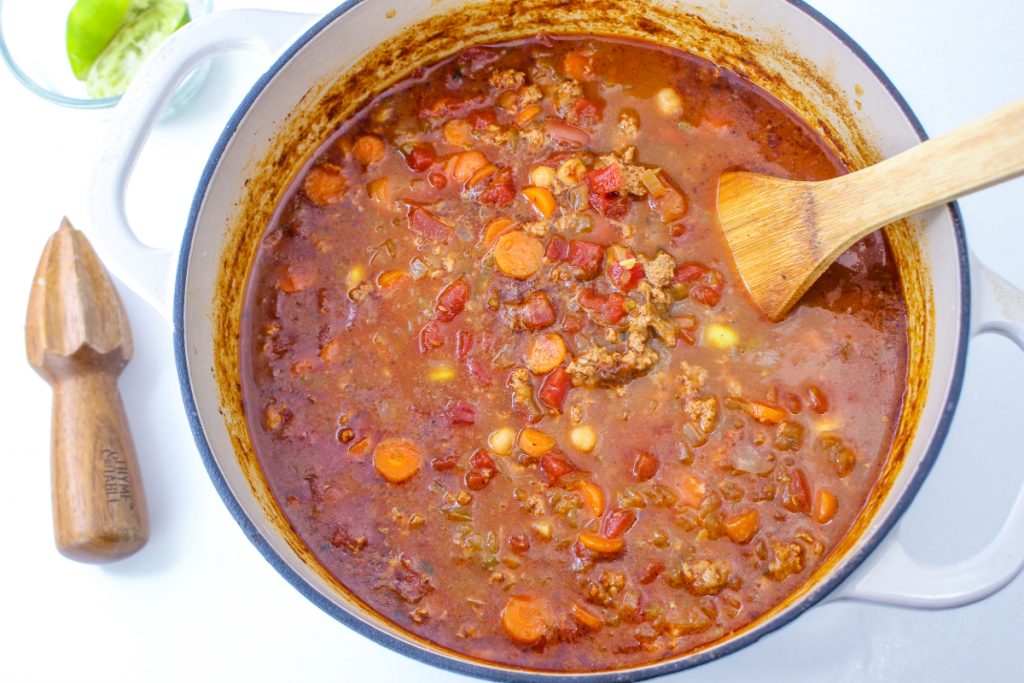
[488,427,516,456]
[570,425,597,453]
[656,87,684,116]
[529,165,556,188]
[556,158,587,186]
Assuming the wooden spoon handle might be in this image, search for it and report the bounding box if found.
[820,99,1024,244]
[51,370,149,563]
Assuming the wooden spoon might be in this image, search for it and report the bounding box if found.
[717,99,1024,320]
[25,218,149,563]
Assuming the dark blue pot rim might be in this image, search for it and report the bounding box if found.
[173,1,971,680]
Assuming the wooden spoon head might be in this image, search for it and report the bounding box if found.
[25,218,133,377]
[716,171,828,321]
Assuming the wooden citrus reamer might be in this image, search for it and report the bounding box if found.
[25,218,148,563]
[717,99,1024,320]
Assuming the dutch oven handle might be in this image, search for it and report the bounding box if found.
[831,252,1024,608]
[90,9,318,323]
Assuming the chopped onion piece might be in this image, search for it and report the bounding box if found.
[566,183,590,211]
[731,444,773,474]
[409,257,430,280]
[640,169,668,198]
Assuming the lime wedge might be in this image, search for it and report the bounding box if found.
[85,1,189,98]
[66,0,132,80]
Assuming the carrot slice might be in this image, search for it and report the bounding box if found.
[467,163,499,189]
[373,437,421,483]
[303,164,347,206]
[448,150,488,182]
[376,269,407,289]
[501,596,550,645]
[743,401,788,425]
[724,509,760,544]
[366,177,388,204]
[578,532,624,554]
[482,217,516,244]
[352,134,385,165]
[493,231,544,279]
[522,186,556,219]
[570,602,603,631]
[679,473,706,509]
[518,428,555,457]
[813,488,838,524]
[515,104,543,126]
[574,481,605,517]
[525,333,567,374]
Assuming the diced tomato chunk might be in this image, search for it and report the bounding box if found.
[674,262,724,307]
[544,118,591,146]
[507,534,531,554]
[403,144,436,172]
[567,240,603,280]
[507,291,557,330]
[572,98,604,126]
[470,449,496,471]
[586,162,630,218]
[466,358,492,386]
[601,508,636,539]
[605,245,644,292]
[545,235,570,261]
[419,321,445,353]
[467,108,498,129]
[465,450,496,489]
[430,454,460,471]
[578,289,628,326]
[674,262,709,283]
[464,469,489,490]
[561,315,583,334]
[589,190,629,219]
[539,453,577,484]
[691,273,724,307]
[445,400,477,426]
[539,367,570,411]
[606,260,644,292]
[435,278,470,322]
[586,163,623,195]
[409,207,452,243]
[478,168,516,207]
[546,237,603,281]
[639,562,665,585]
[428,172,447,189]
[455,330,474,360]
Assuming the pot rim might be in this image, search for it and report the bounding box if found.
[173,1,971,679]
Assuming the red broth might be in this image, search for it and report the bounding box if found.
[240,36,907,671]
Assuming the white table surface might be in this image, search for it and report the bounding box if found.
[2,1,1022,681]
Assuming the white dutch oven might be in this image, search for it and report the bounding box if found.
[88,1,1024,679]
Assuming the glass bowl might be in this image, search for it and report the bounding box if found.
[0,0,213,115]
